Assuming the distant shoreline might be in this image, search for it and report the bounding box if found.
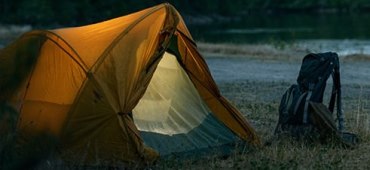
[1,25,370,62]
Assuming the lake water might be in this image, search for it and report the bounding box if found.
[186,13,370,84]
[188,13,370,56]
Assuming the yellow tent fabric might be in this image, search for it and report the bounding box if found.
[0,3,260,166]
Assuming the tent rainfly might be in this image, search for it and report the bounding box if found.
[0,3,260,166]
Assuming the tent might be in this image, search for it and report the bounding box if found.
[0,3,260,166]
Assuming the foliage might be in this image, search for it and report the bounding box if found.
[1,0,370,26]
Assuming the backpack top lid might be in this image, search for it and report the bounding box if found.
[297,52,339,102]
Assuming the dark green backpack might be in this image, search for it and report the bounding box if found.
[275,52,344,136]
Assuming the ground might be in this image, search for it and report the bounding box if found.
[1,25,370,169]
[156,43,370,169]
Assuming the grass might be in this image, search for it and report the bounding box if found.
[6,69,370,169]
[152,81,370,169]
[212,82,370,169]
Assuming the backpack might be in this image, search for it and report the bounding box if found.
[275,52,344,137]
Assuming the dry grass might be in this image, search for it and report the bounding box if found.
[158,81,370,169]
[343,54,370,62]
[197,42,310,61]
[151,81,370,169]
[5,74,369,169]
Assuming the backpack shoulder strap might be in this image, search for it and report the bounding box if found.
[293,91,307,116]
[303,83,315,124]
[327,54,344,131]
[335,65,344,131]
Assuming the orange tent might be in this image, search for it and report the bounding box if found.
[0,3,260,166]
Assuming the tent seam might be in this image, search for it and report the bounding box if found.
[91,4,166,72]
[44,30,88,72]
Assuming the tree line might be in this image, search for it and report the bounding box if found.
[1,0,370,26]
